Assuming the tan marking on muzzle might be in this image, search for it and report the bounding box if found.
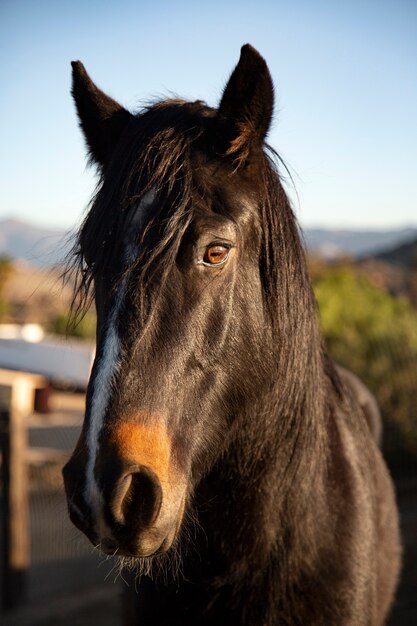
[105,419,180,487]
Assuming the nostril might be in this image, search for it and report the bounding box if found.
[109,473,134,523]
[109,465,162,528]
[126,467,163,527]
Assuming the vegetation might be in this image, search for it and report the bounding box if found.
[311,259,417,471]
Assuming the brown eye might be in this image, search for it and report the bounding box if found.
[203,244,230,265]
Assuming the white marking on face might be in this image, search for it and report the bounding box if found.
[84,277,128,537]
[84,189,157,538]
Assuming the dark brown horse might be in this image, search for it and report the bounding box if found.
[63,45,401,625]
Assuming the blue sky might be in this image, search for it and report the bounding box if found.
[1,0,416,230]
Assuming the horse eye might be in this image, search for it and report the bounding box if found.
[203,244,230,265]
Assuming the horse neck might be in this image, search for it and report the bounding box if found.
[196,340,331,554]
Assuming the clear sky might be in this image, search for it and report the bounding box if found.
[1,0,416,231]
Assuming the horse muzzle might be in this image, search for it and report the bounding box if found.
[62,419,187,558]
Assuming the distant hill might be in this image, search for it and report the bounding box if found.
[372,236,417,268]
[1,217,417,266]
[0,218,72,267]
[304,227,417,260]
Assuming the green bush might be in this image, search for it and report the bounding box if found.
[311,260,417,470]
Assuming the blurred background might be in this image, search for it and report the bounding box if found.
[0,1,416,624]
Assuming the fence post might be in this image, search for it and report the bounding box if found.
[0,374,33,610]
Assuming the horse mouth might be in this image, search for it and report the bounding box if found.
[99,495,186,559]
[98,530,175,558]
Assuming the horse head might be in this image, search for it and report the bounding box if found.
[63,45,315,561]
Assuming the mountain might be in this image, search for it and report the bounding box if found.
[0,218,73,267]
[1,217,417,266]
[372,236,417,268]
[303,227,417,260]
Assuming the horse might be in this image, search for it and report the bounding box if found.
[63,44,401,625]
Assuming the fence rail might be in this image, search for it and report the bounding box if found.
[0,369,46,609]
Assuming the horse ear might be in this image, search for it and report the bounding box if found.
[216,44,274,162]
[71,61,133,167]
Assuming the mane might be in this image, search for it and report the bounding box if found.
[227,147,331,516]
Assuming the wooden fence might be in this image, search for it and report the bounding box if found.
[0,369,46,610]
